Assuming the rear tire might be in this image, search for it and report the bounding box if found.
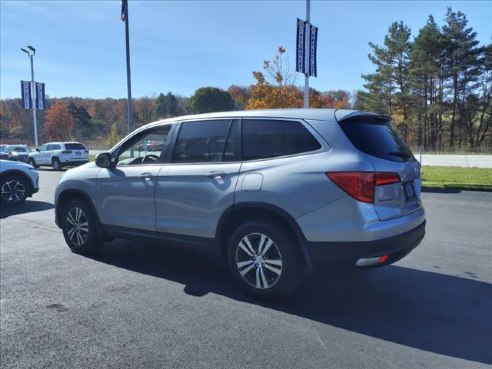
[227,221,303,299]
[52,158,62,171]
[62,199,102,254]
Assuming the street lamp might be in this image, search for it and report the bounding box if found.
[21,45,38,147]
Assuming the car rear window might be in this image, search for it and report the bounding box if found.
[340,117,414,162]
[13,147,27,152]
[242,119,321,161]
[65,143,87,150]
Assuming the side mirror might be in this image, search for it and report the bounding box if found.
[36,148,40,152]
[95,152,112,168]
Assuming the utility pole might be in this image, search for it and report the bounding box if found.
[21,46,38,147]
[121,0,133,134]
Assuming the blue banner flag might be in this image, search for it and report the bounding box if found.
[296,18,306,73]
[309,25,318,77]
[121,0,128,22]
[21,81,32,109]
[35,82,46,110]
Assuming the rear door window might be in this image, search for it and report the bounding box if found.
[340,117,414,162]
[172,120,239,163]
[242,119,321,161]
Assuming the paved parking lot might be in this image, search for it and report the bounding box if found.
[1,169,491,369]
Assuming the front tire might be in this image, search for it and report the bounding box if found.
[227,221,303,299]
[62,199,102,254]
[52,158,62,171]
[0,175,29,206]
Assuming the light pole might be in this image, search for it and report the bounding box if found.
[21,45,38,147]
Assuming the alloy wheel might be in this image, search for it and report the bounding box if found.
[65,207,89,246]
[235,232,283,289]
[1,179,26,204]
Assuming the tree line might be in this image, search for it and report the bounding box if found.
[355,8,491,152]
[1,7,489,152]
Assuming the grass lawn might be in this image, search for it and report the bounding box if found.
[421,166,492,191]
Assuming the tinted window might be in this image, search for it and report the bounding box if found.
[242,120,321,161]
[65,143,86,150]
[340,118,414,162]
[12,147,27,152]
[172,120,237,163]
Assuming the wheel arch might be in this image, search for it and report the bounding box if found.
[55,189,100,231]
[216,202,313,272]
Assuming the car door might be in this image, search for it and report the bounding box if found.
[37,144,50,164]
[155,119,241,239]
[96,125,173,233]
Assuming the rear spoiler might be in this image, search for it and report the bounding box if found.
[335,110,391,124]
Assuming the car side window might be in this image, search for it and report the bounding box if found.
[117,126,171,166]
[53,144,61,150]
[46,144,54,151]
[172,119,238,163]
[39,144,48,151]
[242,119,321,161]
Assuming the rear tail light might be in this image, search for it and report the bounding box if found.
[62,150,72,154]
[326,172,400,203]
[375,172,401,186]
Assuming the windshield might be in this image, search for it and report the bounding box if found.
[12,147,27,152]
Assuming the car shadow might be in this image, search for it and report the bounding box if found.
[0,200,54,219]
[89,239,492,364]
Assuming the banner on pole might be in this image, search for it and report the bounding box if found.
[20,81,46,110]
[296,18,306,73]
[35,82,46,110]
[21,81,33,109]
[308,24,318,77]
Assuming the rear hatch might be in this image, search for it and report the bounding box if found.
[64,143,89,160]
[338,113,422,221]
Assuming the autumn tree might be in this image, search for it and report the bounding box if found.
[247,46,303,109]
[189,87,234,113]
[106,123,120,148]
[228,85,250,110]
[67,102,92,140]
[44,104,73,141]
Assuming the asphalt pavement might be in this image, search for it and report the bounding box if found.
[1,169,491,369]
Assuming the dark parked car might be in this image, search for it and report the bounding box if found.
[0,145,30,162]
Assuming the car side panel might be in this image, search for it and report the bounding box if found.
[155,163,241,238]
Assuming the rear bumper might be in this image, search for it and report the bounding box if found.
[304,220,426,268]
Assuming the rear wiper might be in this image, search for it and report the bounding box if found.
[389,151,412,159]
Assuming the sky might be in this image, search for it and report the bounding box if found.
[1,0,491,100]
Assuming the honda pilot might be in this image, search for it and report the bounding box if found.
[54,109,426,298]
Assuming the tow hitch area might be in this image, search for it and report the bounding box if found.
[356,254,389,267]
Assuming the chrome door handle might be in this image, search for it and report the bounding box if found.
[139,172,153,180]
[206,171,226,179]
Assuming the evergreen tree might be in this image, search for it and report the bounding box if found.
[442,8,482,148]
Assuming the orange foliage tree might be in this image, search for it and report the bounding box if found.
[44,103,74,141]
[247,46,347,110]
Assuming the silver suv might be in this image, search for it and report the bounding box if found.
[55,109,425,298]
